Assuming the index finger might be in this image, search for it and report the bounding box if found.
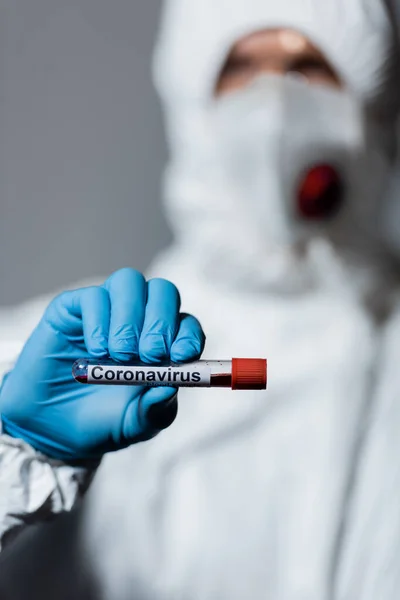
[170,314,206,363]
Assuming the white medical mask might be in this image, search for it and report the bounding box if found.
[212,74,394,252]
[162,74,396,294]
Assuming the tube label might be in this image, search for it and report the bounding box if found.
[87,364,211,387]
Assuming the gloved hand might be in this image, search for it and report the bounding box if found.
[0,269,205,462]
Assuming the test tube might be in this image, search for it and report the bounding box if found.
[72,358,267,390]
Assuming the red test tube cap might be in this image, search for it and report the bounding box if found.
[232,358,267,390]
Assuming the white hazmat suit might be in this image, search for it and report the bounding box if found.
[1,0,400,598]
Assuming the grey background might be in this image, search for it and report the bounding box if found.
[0,0,170,306]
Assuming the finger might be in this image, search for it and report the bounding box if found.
[139,278,181,364]
[80,287,111,356]
[170,313,206,363]
[45,287,110,357]
[121,387,179,443]
[103,268,147,362]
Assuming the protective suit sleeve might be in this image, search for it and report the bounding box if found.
[0,420,97,552]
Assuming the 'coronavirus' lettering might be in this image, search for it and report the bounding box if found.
[88,365,208,386]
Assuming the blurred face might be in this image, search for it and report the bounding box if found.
[215,28,342,96]
[210,27,353,256]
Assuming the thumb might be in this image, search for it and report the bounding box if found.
[121,387,178,445]
[145,392,179,431]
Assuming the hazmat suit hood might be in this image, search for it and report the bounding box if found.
[152,0,400,301]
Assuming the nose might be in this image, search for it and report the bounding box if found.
[296,164,344,220]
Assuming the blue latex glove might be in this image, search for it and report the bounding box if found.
[0,269,205,461]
